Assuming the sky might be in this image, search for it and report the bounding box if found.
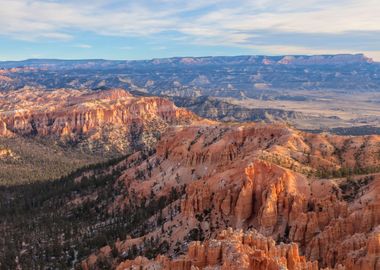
[0,0,379,61]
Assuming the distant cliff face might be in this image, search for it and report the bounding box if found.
[276,54,373,65]
[0,88,204,153]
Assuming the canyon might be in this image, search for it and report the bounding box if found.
[0,58,379,269]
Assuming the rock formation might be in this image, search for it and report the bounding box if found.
[116,228,319,270]
[80,123,380,269]
[0,88,206,153]
[1,87,379,269]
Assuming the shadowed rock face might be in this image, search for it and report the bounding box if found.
[78,122,380,270]
[0,88,204,153]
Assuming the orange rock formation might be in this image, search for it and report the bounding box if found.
[2,88,378,269]
[81,123,380,269]
[0,88,205,152]
[117,228,319,270]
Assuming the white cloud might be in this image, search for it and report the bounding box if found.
[1,0,379,37]
[0,0,379,59]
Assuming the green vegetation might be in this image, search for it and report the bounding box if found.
[315,166,380,179]
[0,149,184,269]
[186,225,205,242]
[0,137,104,185]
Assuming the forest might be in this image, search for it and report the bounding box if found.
[0,150,184,269]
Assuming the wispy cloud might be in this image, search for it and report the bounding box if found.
[0,0,379,59]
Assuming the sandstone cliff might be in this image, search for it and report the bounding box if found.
[0,88,205,153]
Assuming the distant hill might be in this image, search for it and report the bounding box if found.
[1,54,379,94]
[0,54,374,68]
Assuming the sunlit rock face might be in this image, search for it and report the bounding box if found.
[116,228,319,270]
[0,88,204,153]
[78,121,380,269]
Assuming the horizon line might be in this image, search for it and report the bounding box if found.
[0,53,376,63]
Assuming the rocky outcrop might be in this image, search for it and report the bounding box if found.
[234,166,254,228]
[116,228,319,270]
[301,179,380,269]
[0,148,16,160]
[0,119,12,137]
[0,88,205,152]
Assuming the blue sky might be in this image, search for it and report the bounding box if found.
[0,0,379,61]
